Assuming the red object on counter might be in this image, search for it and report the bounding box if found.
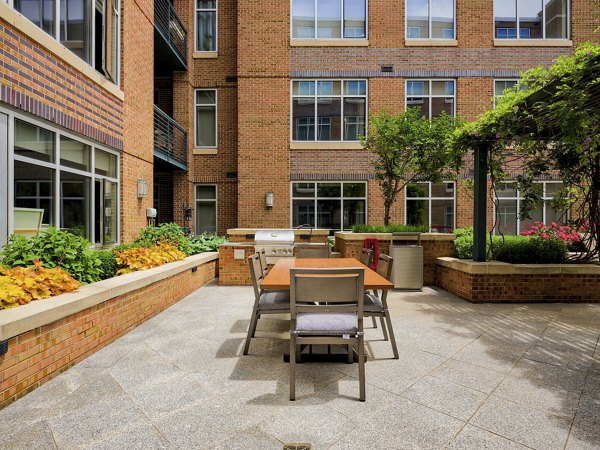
[363,238,379,270]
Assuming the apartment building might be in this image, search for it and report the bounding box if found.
[0,1,598,248]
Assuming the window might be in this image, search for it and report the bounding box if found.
[292,80,367,142]
[406,0,455,39]
[405,182,455,233]
[10,114,119,245]
[494,79,519,106]
[406,80,455,118]
[494,181,567,235]
[291,0,367,39]
[195,89,217,147]
[12,0,120,84]
[195,185,217,234]
[195,1,217,51]
[291,182,366,230]
[494,0,569,40]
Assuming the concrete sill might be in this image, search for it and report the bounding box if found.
[291,39,369,47]
[405,39,458,47]
[0,253,218,341]
[290,142,364,150]
[193,148,218,155]
[436,256,600,275]
[335,232,456,242]
[493,39,573,47]
[193,51,218,59]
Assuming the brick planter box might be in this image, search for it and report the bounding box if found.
[0,252,218,408]
[436,257,600,303]
[335,232,455,286]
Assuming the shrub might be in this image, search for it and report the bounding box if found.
[135,223,193,256]
[114,244,186,275]
[493,236,568,264]
[1,228,102,284]
[188,233,228,254]
[351,223,429,233]
[96,250,117,280]
[0,260,80,310]
[520,222,585,252]
[453,227,473,238]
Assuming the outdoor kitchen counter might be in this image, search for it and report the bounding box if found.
[227,228,331,243]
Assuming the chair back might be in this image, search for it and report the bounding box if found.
[295,243,332,258]
[258,249,269,276]
[359,248,373,267]
[290,268,365,322]
[376,254,394,280]
[248,253,264,301]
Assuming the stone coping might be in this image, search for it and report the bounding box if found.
[227,228,331,236]
[436,257,600,275]
[335,232,456,241]
[219,243,255,248]
[0,253,218,341]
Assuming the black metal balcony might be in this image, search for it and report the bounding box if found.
[154,105,188,171]
[154,0,187,72]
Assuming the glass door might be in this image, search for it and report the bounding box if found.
[0,113,7,247]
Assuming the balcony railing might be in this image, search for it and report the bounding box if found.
[154,105,188,171]
[154,0,187,70]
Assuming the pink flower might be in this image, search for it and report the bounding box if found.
[541,233,550,239]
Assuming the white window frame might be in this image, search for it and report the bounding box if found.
[494,0,570,40]
[195,0,218,52]
[194,89,218,148]
[404,181,456,232]
[290,79,368,142]
[290,0,368,40]
[194,184,218,234]
[405,79,456,118]
[290,181,368,230]
[4,105,120,246]
[493,79,519,106]
[405,0,456,40]
[493,181,568,235]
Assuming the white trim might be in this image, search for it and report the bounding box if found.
[194,183,218,234]
[194,88,218,148]
[404,181,456,233]
[405,0,456,41]
[493,0,570,41]
[0,112,8,247]
[290,0,368,41]
[195,0,218,53]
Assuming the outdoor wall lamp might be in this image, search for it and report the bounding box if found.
[137,179,148,198]
[265,192,274,208]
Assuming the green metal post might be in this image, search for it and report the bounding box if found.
[473,146,488,262]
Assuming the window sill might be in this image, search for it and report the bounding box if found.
[193,51,218,59]
[493,39,572,47]
[193,148,218,155]
[0,4,124,101]
[290,142,364,150]
[290,39,369,47]
[405,39,458,47]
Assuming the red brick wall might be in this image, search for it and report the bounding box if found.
[219,246,255,285]
[0,258,217,408]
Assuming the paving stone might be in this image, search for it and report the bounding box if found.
[447,424,530,449]
[211,427,283,450]
[470,396,572,450]
[524,342,597,372]
[0,420,57,450]
[83,422,172,450]
[566,395,600,450]
[510,358,588,393]
[454,340,529,373]
[431,359,506,394]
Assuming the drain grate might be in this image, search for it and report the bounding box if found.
[283,445,311,450]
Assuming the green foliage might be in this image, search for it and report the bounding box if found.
[1,228,102,284]
[96,250,117,280]
[135,223,193,256]
[351,223,429,233]
[453,227,473,238]
[115,244,186,275]
[188,233,228,254]
[361,108,465,225]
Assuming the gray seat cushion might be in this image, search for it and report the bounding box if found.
[258,291,290,310]
[364,293,383,312]
[295,312,358,335]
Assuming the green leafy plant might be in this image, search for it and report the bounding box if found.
[351,223,429,233]
[188,233,228,254]
[453,227,473,238]
[96,250,117,280]
[135,223,193,256]
[1,228,102,284]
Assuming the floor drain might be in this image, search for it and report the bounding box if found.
[283,445,311,450]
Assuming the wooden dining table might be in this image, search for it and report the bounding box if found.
[262,257,394,291]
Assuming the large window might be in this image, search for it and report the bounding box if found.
[195,89,217,148]
[406,0,455,39]
[292,80,367,142]
[494,79,519,106]
[195,185,217,234]
[494,0,569,40]
[195,1,217,52]
[494,181,566,235]
[12,0,120,83]
[405,182,455,233]
[291,182,366,230]
[9,114,119,245]
[291,0,367,39]
[406,80,455,118]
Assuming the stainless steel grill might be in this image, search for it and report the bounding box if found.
[254,229,295,264]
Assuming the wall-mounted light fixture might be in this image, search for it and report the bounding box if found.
[137,179,148,198]
[183,206,193,221]
[265,192,274,208]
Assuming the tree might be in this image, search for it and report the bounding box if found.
[361,108,464,225]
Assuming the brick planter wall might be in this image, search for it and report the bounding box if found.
[335,232,455,286]
[436,257,600,303]
[219,244,256,286]
[0,254,218,408]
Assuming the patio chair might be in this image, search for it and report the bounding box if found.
[243,253,290,355]
[258,249,269,277]
[364,254,399,359]
[359,248,373,268]
[289,267,366,401]
[295,243,331,258]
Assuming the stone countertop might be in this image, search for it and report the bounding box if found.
[335,232,456,241]
[219,242,255,247]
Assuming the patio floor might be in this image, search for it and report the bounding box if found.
[1,282,599,450]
